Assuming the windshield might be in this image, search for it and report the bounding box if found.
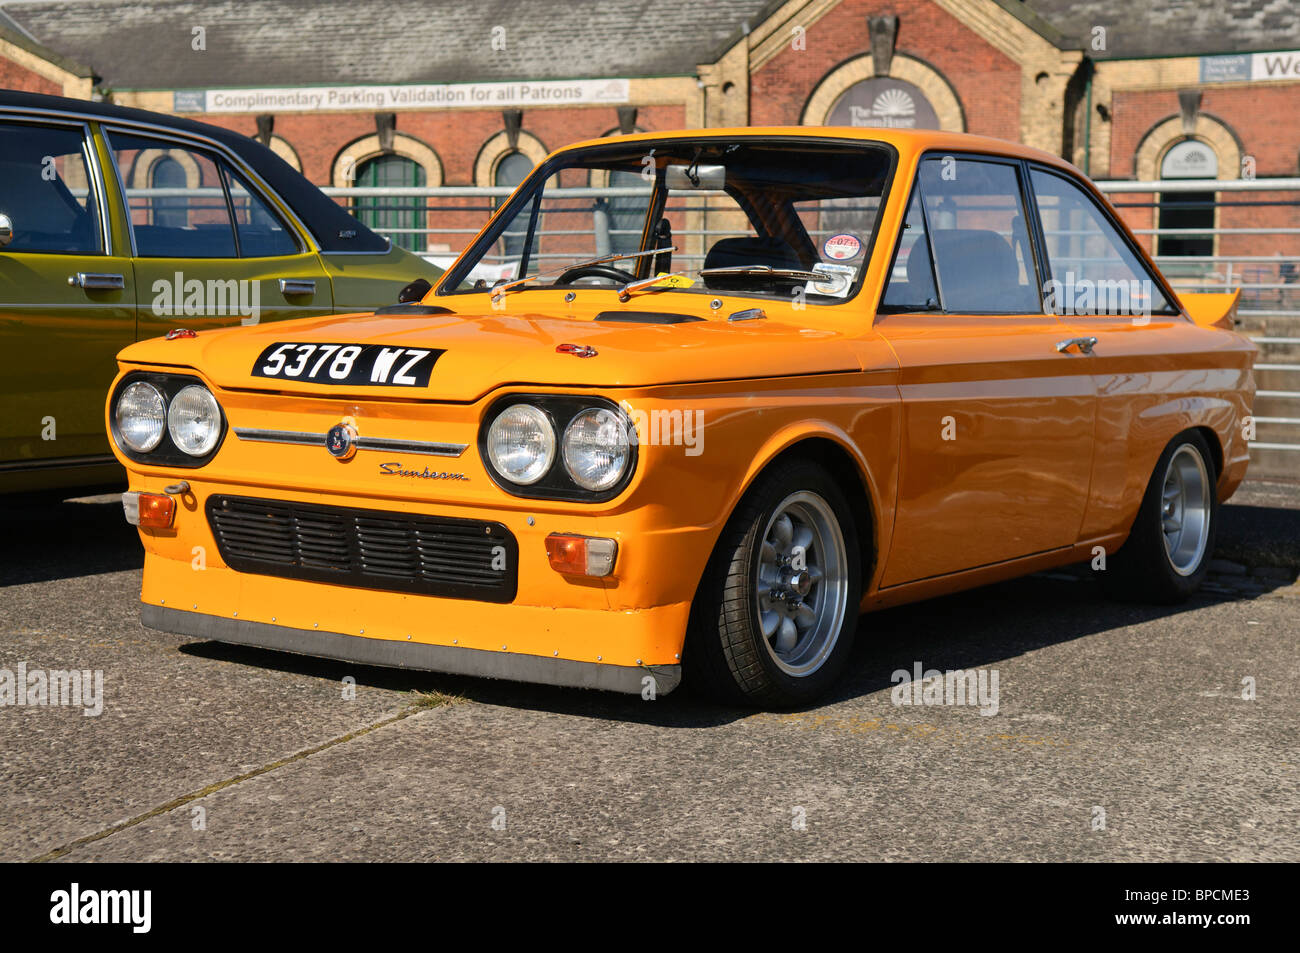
[439,138,895,305]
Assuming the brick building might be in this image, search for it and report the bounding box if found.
[2,0,1299,256]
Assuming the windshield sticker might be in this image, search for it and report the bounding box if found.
[651,272,696,288]
[806,262,856,299]
[823,233,862,261]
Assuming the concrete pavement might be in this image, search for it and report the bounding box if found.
[1,480,1296,861]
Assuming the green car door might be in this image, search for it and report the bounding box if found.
[103,128,334,337]
[0,116,136,494]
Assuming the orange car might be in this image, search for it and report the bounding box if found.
[105,128,1255,707]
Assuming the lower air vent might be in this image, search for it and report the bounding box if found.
[206,495,517,602]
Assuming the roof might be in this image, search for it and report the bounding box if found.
[2,0,1293,91]
[1021,0,1300,58]
[562,124,1074,170]
[0,7,31,38]
[0,7,93,77]
[0,88,389,251]
[0,0,779,90]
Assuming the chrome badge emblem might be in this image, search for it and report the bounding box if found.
[326,422,358,460]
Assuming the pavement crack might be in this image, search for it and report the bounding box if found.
[29,697,449,862]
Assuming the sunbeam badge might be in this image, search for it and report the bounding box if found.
[326,421,358,461]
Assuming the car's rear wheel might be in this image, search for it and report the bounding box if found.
[686,459,862,707]
[1103,430,1218,603]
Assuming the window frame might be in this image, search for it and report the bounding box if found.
[1023,162,1182,319]
[220,161,304,260]
[877,180,941,314]
[0,116,112,257]
[103,126,306,260]
[879,151,1049,316]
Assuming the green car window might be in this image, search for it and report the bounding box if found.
[0,120,103,255]
[224,166,299,258]
[108,130,238,258]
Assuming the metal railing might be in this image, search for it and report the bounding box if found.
[319,180,1300,313]
[1092,178,1300,472]
[1093,177,1300,320]
[314,180,1299,474]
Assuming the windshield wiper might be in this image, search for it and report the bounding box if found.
[490,246,677,301]
[617,271,692,301]
[618,264,849,301]
[698,264,837,285]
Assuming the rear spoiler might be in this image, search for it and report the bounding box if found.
[1178,289,1240,330]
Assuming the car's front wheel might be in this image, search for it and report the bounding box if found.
[686,459,862,707]
[1104,430,1219,603]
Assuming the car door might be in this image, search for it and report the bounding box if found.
[873,155,1096,586]
[102,128,332,339]
[0,115,136,471]
[1026,165,1208,542]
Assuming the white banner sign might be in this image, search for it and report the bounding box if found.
[1200,50,1300,83]
[175,78,630,113]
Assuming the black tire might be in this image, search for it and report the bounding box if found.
[685,459,862,708]
[1102,430,1219,603]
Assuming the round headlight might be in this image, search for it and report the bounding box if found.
[115,381,166,453]
[487,404,555,485]
[167,384,222,457]
[562,408,630,492]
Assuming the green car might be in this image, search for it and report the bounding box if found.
[0,90,442,497]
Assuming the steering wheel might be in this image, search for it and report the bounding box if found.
[554,264,637,286]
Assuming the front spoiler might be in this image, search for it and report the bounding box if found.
[141,605,682,695]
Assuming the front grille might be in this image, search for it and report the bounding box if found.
[207,495,517,602]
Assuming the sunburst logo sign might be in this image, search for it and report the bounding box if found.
[849,88,918,128]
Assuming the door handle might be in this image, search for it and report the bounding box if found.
[1056,336,1097,355]
[279,278,316,296]
[68,272,125,291]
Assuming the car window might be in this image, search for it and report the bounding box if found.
[792,193,881,299]
[0,121,103,255]
[505,169,757,280]
[914,156,1041,314]
[441,139,893,304]
[224,166,298,257]
[108,131,237,258]
[1030,168,1173,317]
[512,168,632,277]
[880,187,938,311]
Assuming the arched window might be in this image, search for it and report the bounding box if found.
[352,154,427,252]
[150,155,188,229]
[1157,139,1217,258]
[494,151,535,260]
[495,151,534,192]
[1135,115,1241,261]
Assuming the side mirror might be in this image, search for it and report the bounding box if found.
[0,213,12,247]
[397,277,432,304]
